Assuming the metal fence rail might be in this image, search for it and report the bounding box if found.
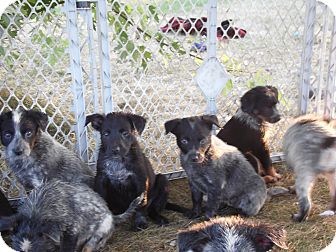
[0,0,335,198]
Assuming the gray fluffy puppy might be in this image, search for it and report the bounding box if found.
[0,180,143,252]
[165,115,267,219]
[283,115,336,222]
[0,109,94,189]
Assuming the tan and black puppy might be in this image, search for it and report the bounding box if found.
[217,86,281,183]
[284,115,336,222]
[165,115,267,219]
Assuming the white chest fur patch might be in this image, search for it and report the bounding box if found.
[104,160,133,182]
[20,238,32,252]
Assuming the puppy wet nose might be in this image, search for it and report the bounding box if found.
[191,153,201,162]
[13,149,23,156]
[111,146,120,155]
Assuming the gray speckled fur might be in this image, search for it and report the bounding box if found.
[181,136,267,217]
[7,180,142,252]
[4,131,94,189]
[283,115,336,221]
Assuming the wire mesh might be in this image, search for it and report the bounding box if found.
[0,0,335,199]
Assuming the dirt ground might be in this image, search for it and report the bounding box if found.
[103,163,336,252]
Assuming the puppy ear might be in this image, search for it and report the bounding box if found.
[251,225,288,251]
[28,110,48,131]
[164,118,181,135]
[127,114,146,135]
[201,115,220,128]
[267,85,279,100]
[85,114,105,131]
[241,90,256,113]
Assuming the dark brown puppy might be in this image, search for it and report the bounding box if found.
[86,112,185,230]
[217,86,281,183]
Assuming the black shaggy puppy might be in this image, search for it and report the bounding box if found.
[0,109,94,190]
[177,216,288,252]
[217,86,281,183]
[86,112,184,230]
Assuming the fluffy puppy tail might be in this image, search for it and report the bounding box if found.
[266,187,290,201]
[113,193,145,225]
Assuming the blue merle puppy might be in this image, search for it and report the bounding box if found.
[0,109,94,190]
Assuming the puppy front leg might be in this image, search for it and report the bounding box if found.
[134,206,148,231]
[205,190,221,219]
[326,172,336,212]
[292,174,315,222]
[187,183,203,219]
[258,147,281,182]
[60,231,78,252]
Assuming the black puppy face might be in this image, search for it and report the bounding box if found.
[86,112,146,160]
[165,115,219,164]
[241,86,281,123]
[0,109,48,158]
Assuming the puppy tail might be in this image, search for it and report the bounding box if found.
[113,192,145,225]
[165,202,189,214]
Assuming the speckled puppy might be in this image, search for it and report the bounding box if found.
[0,109,94,189]
[177,216,288,252]
[283,115,336,222]
[165,115,267,219]
[0,180,143,252]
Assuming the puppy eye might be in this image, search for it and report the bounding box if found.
[181,139,188,145]
[103,131,110,137]
[122,131,130,137]
[4,133,12,139]
[199,139,206,145]
[25,130,32,138]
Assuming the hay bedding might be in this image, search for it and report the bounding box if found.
[104,163,336,252]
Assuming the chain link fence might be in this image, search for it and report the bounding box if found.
[0,0,335,199]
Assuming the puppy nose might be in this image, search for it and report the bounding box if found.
[13,149,23,156]
[111,146,120,155]
[191,153,201,162]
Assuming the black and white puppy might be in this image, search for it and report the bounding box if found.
[86,112,182,230]
[283,115,336,222]
[0,109,94,190]
[165,115,267,219]
[177,216,288,252]
[217,86,281,183]
[0,189,14,218]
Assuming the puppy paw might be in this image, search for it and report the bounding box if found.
[184,210,201,219]
[205,210,216,220]
[155,216,169,226]
[273,172,282,180]
[292,213,307,222]
[319,210,335,217]
[263,175,277,184]
[135,216,148,231]
[288,185,296,194]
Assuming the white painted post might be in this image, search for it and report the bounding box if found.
[66,0,88,162]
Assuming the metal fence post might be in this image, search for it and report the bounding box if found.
[96,0,113,114]
[324,16,336,118]
[66,0,88,162]
[299,0,316,115]
[207,0,218,116]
